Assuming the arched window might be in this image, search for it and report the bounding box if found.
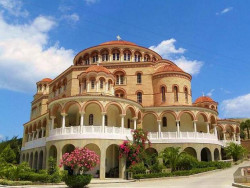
[127,118,131,128]
[144,54,150,62]
[105,115,108,126]
[112,49,120,61]
[115,89,126,98]
[137,73,142,84]
[83,80,87,90]
[134,52,141,62]
[184,87,188,103]
[83,54,89,65]
[161,86,166,102]
[137,92,142,103]
[115,72,125,85]
[162,117,167,127]
[100,79,104,89]
[91,79,95,89]
[108,80,112,90]
[173,86,178,102]
[101,50,109,61]
[92,52,98,63]
[89,114,93,125]
[124,50,131,61]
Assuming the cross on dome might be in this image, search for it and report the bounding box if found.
[116,35,122,41]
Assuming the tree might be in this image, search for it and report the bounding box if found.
[0,144,16,163]
[159,147,184,172]
[225,142,247,161]
[241,120,250,139]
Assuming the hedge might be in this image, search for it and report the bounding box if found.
[133,167,217,179]
[0,179,32,186]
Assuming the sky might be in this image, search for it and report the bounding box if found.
[0,0,250,140]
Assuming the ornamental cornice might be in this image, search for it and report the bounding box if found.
[152,72,191,81]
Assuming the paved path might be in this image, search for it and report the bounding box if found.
[1,161,249,188]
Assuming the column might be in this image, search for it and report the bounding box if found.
[121,114,125,133]
[133,118,137,130]
[32,131,35,140]
[36,129,40,139]
[206,123,210,133]
[157,120,161,138]
[100,150,106,180]
[87,81,90,92]
[50,116,55,130]
[96,81,99,92]
[119,157,126,179]
[105,82,108,92]
[193,121,197,137]
[237,133,241,142]
[102,113,106,133]
[41,128,45,138]
[233,133,236,141]
[176,120,180,138]
[79,112,85,132]
[28,133,32,142]
[61,113,67,133]
[223,132,226,140]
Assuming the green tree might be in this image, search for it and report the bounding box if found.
[47,157,58,175]
[225,142,247,161]
[241,120,250,139]
[159,147,184,172]
[0,144,16,163]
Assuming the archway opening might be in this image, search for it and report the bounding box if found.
[106,104,122,127]
[201,147,212,161]
[142,113,157,132]
[65,103,80,127]
[179,112,194,132]
[145,147,158,168]
[125,107,136,129]
[29,153,33,168]
[161,112,176,132]
[106,144,119,178]
[85,143,101,178]
[214,148,220,161]
[184,147,197,159]
[38,150,44,170]
[62,144,76,171]
[196,114,207,133]
[85,103,102,126]
[34,152,38,170]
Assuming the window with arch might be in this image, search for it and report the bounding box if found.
[100,79,104,89]
[137,73,142,84]
[89,114,94,125]
[123,50,131,61]
[115,89,125,98]
[91,79,95,89]
[161,86,166,102]
[92,52,98,63]
[134,52,141,62]
[184,87,188,103]
[173,86,178,102]
[83,79,87,90]
[137,92,142,103]
[112,49,120,61]
[115,72,125,85]
[83,54,90,65]
[105,115,108,126]
[127,118,131,128]
[162,117,167,127]
[144,54,150,62]
[108,80,112,90]
[101,50,109,61]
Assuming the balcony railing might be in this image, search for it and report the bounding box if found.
[47,125,133,141]
[22,137,46,151]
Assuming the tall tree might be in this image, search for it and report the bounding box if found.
[241,120,250,139]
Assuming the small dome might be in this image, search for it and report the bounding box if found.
[100,40,137,46]
[194,96,215,104]
[155,64,184,73]
[85,65,111,74]
[40,78,52,82]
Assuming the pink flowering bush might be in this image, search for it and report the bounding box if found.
[59,147,99,174]
[119,129,151,167]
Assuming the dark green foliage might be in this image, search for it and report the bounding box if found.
[225,142,247,161]
[64,174,92,188]
[47,157,58,175]
[176,153,199,170]
[241,119,250,139]
[127,163,146,174]
[133,167,217,179]
[0,137,22,164]
[149,162,164,173]
[193,161,231,169]
[0,144,16,163]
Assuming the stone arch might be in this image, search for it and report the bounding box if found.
[195,112,208,122]
[236,126,240,134]
[84,143,101,177]
[62,101,81,114]
[184,147,197,159]
[82,100,104,113]
[142,112,158,132]
[51,103,62,116]
[214,148,220,161]
[115,88,127,98]
[84,101,103,126]
[177,111,195,121]
[178,111,195,132]
[38,150,44,170]
[216,124,225,140]
[124,105,136,129]
[125,105,136,118]
[209,114,217,124]
[62,144,75,155]
[113,68,126,76]
[106,144,119,178]
[201,147,212,161]
[137,111,142,124]
[105,102,124,114]
[160,110,177,132]
[145,147,158,156]
[49,145,57,159]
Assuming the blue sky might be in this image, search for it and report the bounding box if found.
[0,0,250,140]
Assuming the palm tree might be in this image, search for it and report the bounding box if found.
[159,147,184,172]
[240,120,250,139]
[224,142,247,161]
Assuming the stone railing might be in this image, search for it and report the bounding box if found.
[22,137,46,151]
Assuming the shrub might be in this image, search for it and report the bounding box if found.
[176,153,198,170]
[149,162,164,173]
[48,157,57,175]
[0,179,32,186]
[64,174,92,188]
[0,144,16,164]
[127,163,146,174]
[225,143,247,161]
[193,161,231,169]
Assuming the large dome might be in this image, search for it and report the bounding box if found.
[194,96,215,104]
[155,64,184,73]
[40,78,52,82]
[85,65,111,74]
[100,40,137,46]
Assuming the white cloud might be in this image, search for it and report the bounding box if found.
[61,13,79,23]
[0,0,28,17]
[149,39,203,75]
[216,7,233,15]
[84,0,98,5]
[0,134,4,141]
[221,93,250,118]
[206,89,215,97]
[0,14,74,92]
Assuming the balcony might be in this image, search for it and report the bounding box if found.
[47,125,133,141]
[22,137,46,151]
[149,131,224,145]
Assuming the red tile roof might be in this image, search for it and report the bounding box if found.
[85,65,111,74]
[41,78,52,82]
[155,64,184,73]
[100,40,137,46]
[194,96,214,104]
